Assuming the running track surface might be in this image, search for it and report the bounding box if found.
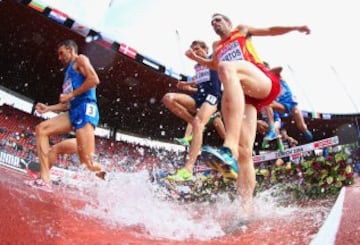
[0,166,358,245]
[335,178,360,245]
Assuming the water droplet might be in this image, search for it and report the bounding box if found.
[149,97,156,104]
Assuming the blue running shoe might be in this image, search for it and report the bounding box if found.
[305,130,313,141]
[263,129,280,142]
[216,146,239,173]
[201,145,239,176]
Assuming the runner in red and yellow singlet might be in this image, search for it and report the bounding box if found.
[186,13,310,222]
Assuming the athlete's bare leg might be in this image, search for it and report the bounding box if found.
[75,123,102,173]
[161,93,197,123]
[218,60,272,158]
[35,112,72,183]
[263,106,276,128]
[237,105,257,217]
[271,102,310,135]
[291,106,309,133]
[184,103,217,174]
[183,123,193,138]
[270,101,286,114]
[48,138,77,168]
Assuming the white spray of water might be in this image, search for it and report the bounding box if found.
[59,170,331,241]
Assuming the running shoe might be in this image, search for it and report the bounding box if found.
[201,145,239,179]
[166,168,193,182]
[263,129,280,142]
[24,178,53,193]
[215,146,239,174]
[305,130,313,141]
[261,141,270,149]
[174,135,192,146]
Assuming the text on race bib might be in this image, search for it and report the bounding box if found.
[206,94,218,105]
[217,41,244,62]
[85,103,96,117]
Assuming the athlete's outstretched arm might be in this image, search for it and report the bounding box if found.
[35,102,69,114]
[238,24,310,37]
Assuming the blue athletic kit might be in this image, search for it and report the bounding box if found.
[191,63,222,108]
[63,61,99,130]
[276,79,298,114]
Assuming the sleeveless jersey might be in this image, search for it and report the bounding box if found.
[193,63,221,99]
[63,60,97,108]
[214,29,264,67]
[214,29,280,110]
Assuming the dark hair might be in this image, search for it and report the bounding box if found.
[190,40,208,51]
[57,39,78,53]
[212,13,231,23]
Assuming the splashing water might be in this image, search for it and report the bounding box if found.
[57,169,332,241]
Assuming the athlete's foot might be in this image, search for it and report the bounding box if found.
[305,130,313,141]
[174,135,192,146]
[263,129,280,142]
[95,171,106,180]
[261,141,270,149]
[202,145,239,175]
[166,168,193,182]
[25,178,53,192]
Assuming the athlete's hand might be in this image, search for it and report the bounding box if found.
[296,25,311,35]
[185,48,197,60]
[256,120,269,135]
[35,102,48,114]
[59,93,72,104]
[176,81,189,89]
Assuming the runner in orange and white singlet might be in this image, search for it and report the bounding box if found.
[186,13,310,220]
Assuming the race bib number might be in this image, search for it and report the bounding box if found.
[206,94,218,105]
[194,66,211,84]
[217,41,244,62]
[85,103,96,117]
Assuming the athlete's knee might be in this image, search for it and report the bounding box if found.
[35,122,48,136]
[191,116,206,132]
[161,93,174,105]
[218,60,245,81]
[217,62,235,81]
[237,144,253,164]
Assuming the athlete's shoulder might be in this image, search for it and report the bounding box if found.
[76,54,90,63]
[212,40,221,48]
[235,25,249,36]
